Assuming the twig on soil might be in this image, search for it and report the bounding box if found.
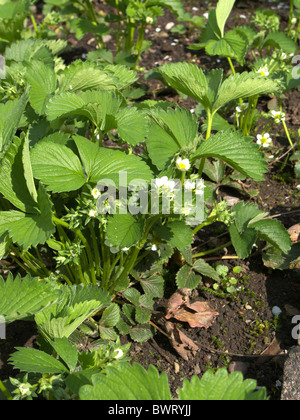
[266,209,300,219]
[268,145,295,167]
[203,255,239,262]
[150,318,283,361]
[149,338,174,365]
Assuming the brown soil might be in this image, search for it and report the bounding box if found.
[1,0,300,401]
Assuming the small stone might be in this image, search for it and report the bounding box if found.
[272,306,282,316]
[174,362,180,374]
[165,22,175,31]
[102,35,112,43]
[194,364,201,375]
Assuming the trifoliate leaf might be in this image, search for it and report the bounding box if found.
[193,131,267,181]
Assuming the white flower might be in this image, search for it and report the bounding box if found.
[195,179,205,195]
[271,110,286,123]
[19,384,31,396]
[291,17,297,25]
[114,349,124,359]
[151,244,158,251]
[236,102,249,113]
[91,188,101,199]
[89,209,98,218]
[122,247,130,252]
[257,65,269,77]
[256,133,272,148]
[146,16,153,24]
[203,12,209,19]
[184,180,196,191]
[176,157,191,172]
[280,52,287,60]
[182,207,192,216]
[155,176,176,192]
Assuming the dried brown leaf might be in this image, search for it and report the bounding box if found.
[288,224,300,243]
[165,321,198,361]
[165,288,192,320]
[167,300,219,329]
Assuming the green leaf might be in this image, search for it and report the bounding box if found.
[193,131,267,181]
[74,135,153,187]
[214,0,235,38]
[116,107,149,146]
[231,201,268,233]
[0,185,55,249]
[0,274,62,323]
[35,285,111,341]
[31,141,86,193]
[147,0,186,18]
[140,274,164,299]
[146,107,198,170]
[104,64,138,90]
[205,29,248,64]
[0,136,38,213]
[251,219,291,254]
[79,362,172,400]
[9,348,68,374]
[262,244,300,270]
[99,303,120,327]
[159,221,194,251]
[212,72,278,112]
[193,258,220,281]
[178,368,268,400]
[88,147,153,186]
[65,370,96,396]
[106,214,145,249]
[262,31,297,54]
[26,60,57,115]
[229,224,257,259]
[0,92,28,155]
[159,62,208,105]
[130,324,154,342]
[50,337,78,372]
[59,60,116,93]
[176,265,202,289]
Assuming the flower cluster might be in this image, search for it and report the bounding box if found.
[270,110,286,124]
[236,103,249,114]
[256,133,272,148]
[176,157,191,171]
[257,65,269,77]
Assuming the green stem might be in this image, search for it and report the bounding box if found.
[89,221,101,278]
[289,0,294,33]
[193,219,214,236]
[29,10,39,37]
[227,57,236,75]
[83,0,104,48]
[193,241,232,259]
[53,216,96,285]
[0,380,12,400]
[198,110,214,177]
[282,120,294,148]
[108,215,160,293]
[134,24,146,70]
